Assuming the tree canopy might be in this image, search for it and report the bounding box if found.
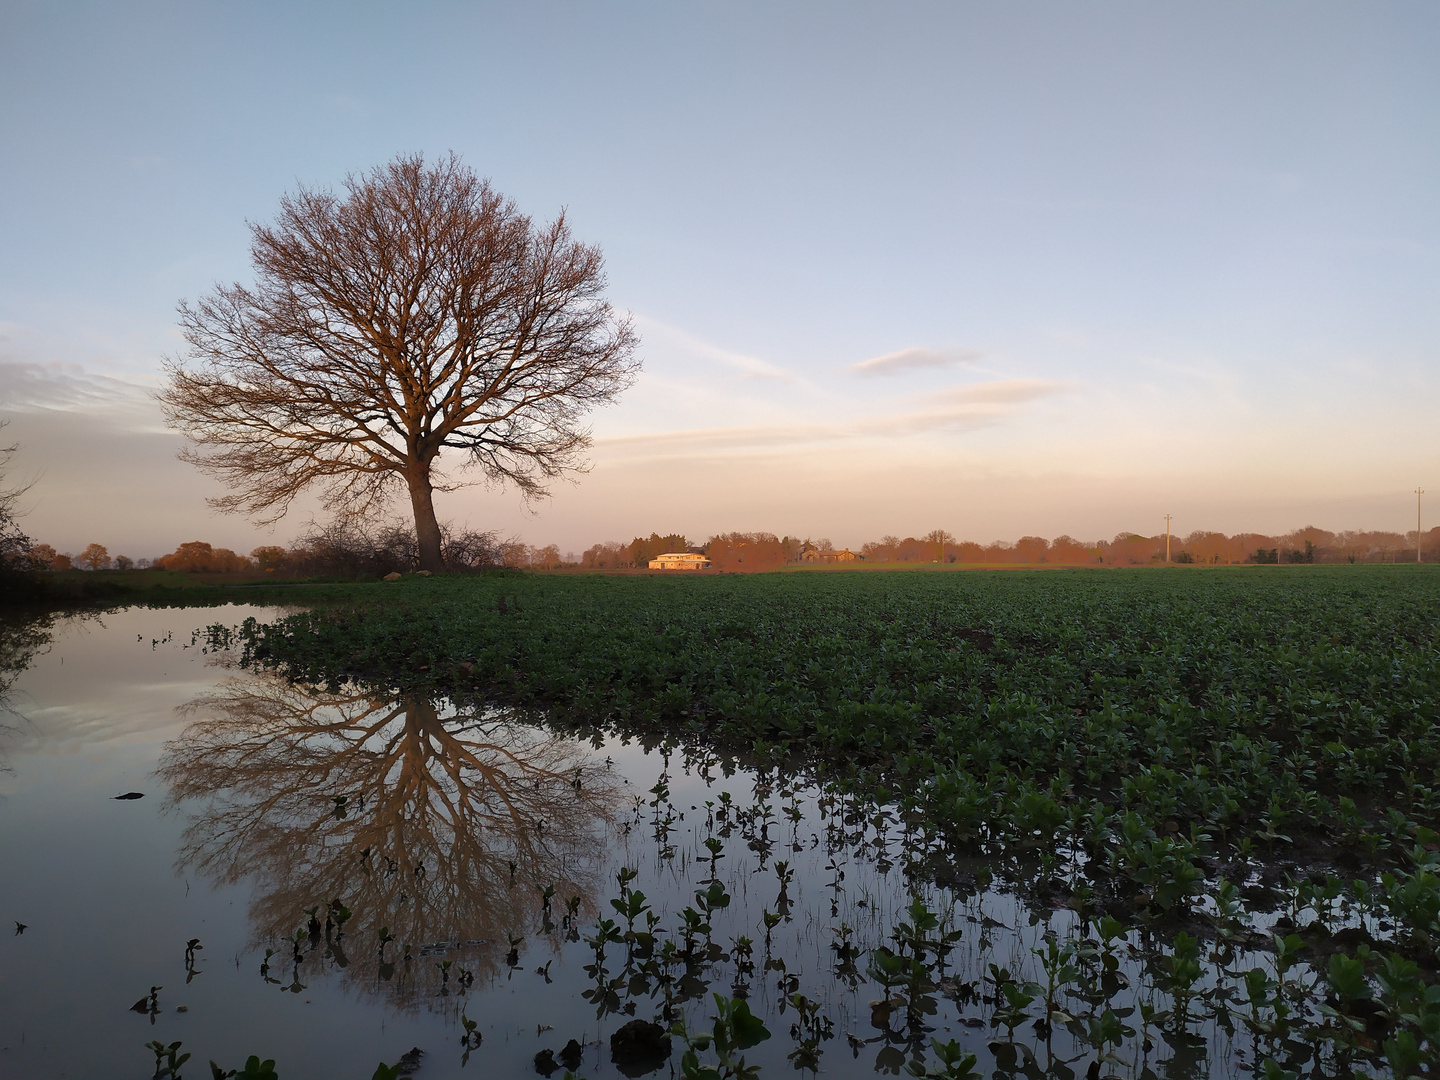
[160,153,639,571]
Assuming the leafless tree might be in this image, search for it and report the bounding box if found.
[0,422,35,576]
[160,153,640,571]
[923,528,956,562]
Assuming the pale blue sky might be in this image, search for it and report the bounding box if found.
[2,2,1437,556]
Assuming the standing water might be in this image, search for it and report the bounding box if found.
[1,606,1323,1079]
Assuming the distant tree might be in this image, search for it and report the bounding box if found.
[1281,541,1315,564]
[251,545,288,572]
[1108,533,1163,565]
[1014,536,1049,563]
[581,541,627,569]
[159,153,640,573]
[51,552,73,570]
[628,533,689,567]
[1048,535,1095,566]
[1183,530,1235,565]
[26,542,56,570]
[155,542,252,573]
[499,539,530,569]
[923,529,955,562]
[953,541,986,563]
[706,532,786,572]
[79,543,110,571]
[113,555,134,571]
[530,544,562,569]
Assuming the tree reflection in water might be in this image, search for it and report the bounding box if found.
[0,608,56,707]
[0,608,60,771]
[159,676,622,1006]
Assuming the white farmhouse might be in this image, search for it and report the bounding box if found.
[648,552,712,570]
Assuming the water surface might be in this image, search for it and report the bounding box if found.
[0,605,1282,1079]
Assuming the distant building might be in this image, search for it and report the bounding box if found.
[649,552,712,570]
[800,544,856,564]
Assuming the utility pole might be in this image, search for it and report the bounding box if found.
[1164,514,1172,563]
[1418,488,1425,564]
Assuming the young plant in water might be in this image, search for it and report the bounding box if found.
[905,1038,981,1080]
[694,882,731,942]
[209,1057,278,1080]
[562,894,583,932]
[703,835,726,881]
[131,985,163,1023]
[672,992,771,1080]
[785,992,835,1072]
[987,965,1039,1042]
[145,1039,190,1079]
[773,861,794,915]
[459,1011,483,1065]
[611,886,651,936]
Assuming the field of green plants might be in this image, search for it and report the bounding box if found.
[222,565,1440,1076]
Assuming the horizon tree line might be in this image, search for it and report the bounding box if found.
[28,521,1434,577]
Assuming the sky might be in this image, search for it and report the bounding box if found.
[1,2,1437,558]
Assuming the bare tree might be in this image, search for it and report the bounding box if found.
[0,422,35,576]
[160,153,640,571]
[924,528,956,562]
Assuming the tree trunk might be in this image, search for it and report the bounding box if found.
[407,465,445,572]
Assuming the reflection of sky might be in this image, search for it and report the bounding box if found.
[0,604,1316,1079]
[0,601,1015,1079]
[1,5,1437,554]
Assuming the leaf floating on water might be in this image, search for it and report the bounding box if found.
[112,792,145,800]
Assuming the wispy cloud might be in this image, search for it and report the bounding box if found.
[0,359,155,421]
[598,378,1067,456]
[926,378,1066,406]
[850,346,983,376]
[633,314,795,382]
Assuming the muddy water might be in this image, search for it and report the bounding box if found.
[0,606,1257,1080]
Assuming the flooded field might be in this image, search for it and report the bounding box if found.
[0,600,1431,1079]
